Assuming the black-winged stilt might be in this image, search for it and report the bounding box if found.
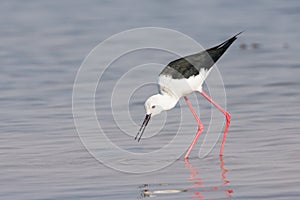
[135,33,241,159]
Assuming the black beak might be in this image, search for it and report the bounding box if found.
[135,114,151,142]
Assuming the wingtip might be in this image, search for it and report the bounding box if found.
[233,31,244,38]
[225,31,243,44]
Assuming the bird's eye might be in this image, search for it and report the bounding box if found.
[151,105,156,109]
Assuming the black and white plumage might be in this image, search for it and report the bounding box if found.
[135,33,241,146]
[160,32,240,79]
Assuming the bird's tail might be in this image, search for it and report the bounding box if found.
[206,31,243,63]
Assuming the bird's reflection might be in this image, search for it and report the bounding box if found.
[184,156,233,198]
[139,156,233,199]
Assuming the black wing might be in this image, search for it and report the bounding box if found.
[160,32,241,79]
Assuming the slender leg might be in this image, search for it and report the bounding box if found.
[184,96,204,159]
[200,91,231,156]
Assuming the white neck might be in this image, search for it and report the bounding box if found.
[153,93,179,111]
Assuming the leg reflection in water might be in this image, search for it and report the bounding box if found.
[184,156,233,198]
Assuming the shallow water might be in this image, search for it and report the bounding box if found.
[1,0,300,199]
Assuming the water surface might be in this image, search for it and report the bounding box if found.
[1,0,300,199]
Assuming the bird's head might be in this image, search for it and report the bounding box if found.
[135,94,178,142]
[134,94,164,141]
[145,94,164,117]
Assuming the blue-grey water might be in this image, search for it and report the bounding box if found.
[1,0,300,199]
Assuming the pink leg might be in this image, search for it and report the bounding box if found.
[184,96,204,159]
[200,91,231,156]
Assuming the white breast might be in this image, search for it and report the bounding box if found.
[158,68,212,98]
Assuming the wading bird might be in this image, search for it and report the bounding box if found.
[135,33,241,159]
